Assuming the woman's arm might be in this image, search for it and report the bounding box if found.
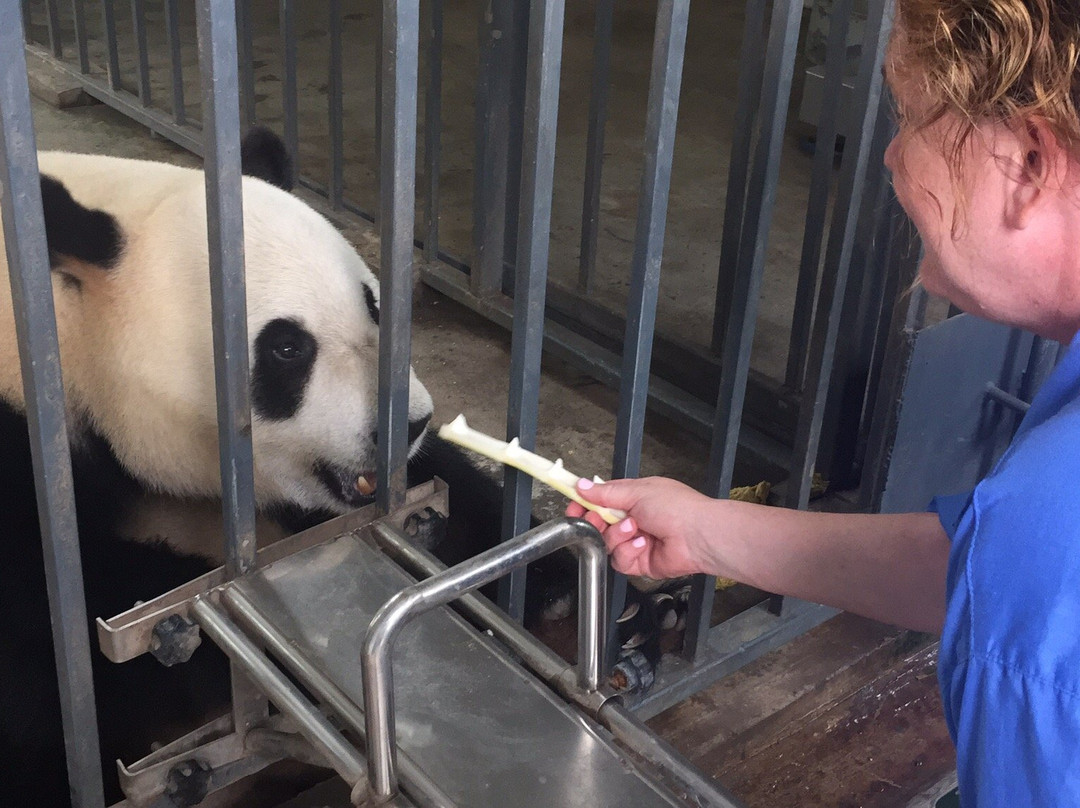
[570,477,950,633]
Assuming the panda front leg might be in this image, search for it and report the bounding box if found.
[406,432,580,629]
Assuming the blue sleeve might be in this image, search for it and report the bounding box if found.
[929,490,973,540]
[947,655,1080,806]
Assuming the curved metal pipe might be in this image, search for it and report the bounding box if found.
[361,517,607,800]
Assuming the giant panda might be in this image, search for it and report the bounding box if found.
[0,128,583,808]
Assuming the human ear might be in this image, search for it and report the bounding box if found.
[1006,118,1067,228]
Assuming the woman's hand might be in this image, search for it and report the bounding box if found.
[566,476,719,579]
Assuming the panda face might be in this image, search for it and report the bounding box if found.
[1,143,433,516]
[239,188,433,512]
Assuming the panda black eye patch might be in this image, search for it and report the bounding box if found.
[252,318,318,420]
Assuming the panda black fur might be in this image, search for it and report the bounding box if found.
[0,129,657,808]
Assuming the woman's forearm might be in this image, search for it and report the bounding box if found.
[702,502,950,633]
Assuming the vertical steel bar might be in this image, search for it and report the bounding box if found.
[22,0,31,44]
[196,0,257,579]
[131,0,152,106]
[500,1,530,292]
[101,0,121,90]
[195,0,266,734]
[422,0,443,261]
[71,0,89,73]
[710,0,767,352]
[328,0,344,209]
[374,0,383,221]
[498,0,566,620]
[236,0,257,127]
[0,6,103,803]
[612,0,689,480]
[705,0,802,498]
[816,99,895,481]
[165,0,186,125]
[855,200,919,514]
[45,0,63,57]
[376,0,420,514]
[691,0,802,661]
[279,0,299,189]
[608,0,689,666]
[784,0,853,389]
[472,0,513,295]
[786,0,892,511]
[577,0,614,294]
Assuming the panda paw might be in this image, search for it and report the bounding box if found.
[540,589,576,622]
[608,583,694,695]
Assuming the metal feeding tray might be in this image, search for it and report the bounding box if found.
[99,480,743,808]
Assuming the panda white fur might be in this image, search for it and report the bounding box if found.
[0,129,580,807]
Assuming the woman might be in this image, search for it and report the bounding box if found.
[570,1,1080,803]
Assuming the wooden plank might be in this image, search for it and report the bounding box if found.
[649,614,955,807]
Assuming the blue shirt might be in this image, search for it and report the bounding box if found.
[933,331,1080,806]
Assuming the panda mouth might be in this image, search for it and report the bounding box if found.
[314,461,378,507]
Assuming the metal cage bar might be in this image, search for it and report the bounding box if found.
[498,0,566,621]
[131,0,152,106]
[194,0,267,739]
[422,0,442,261]
[785,0,892,511]
[279,0,299,189]
[236,0,257,127]
[606,0,689,664]
[0,4,103,803]
[70,0,89,73]
[612,0,690,482]
[164,0,186,124]
[710,0,767,352]
[195,0,257,581]
[785,0,853,390]
[44,0,62,57]
[577,0,614,295]
[472,0,517,296]
[100,0,121,91]
[328,0,344,208]
[690,0,803,663]
[376,0,421,515]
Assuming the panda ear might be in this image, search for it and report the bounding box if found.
[39,174,123,270]
[241,127,294,192]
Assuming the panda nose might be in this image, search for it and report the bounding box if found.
[369,414,431,448]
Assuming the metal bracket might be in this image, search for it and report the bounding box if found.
[97,481,449,663]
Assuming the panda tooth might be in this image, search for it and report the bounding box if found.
[356,475,376,496]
